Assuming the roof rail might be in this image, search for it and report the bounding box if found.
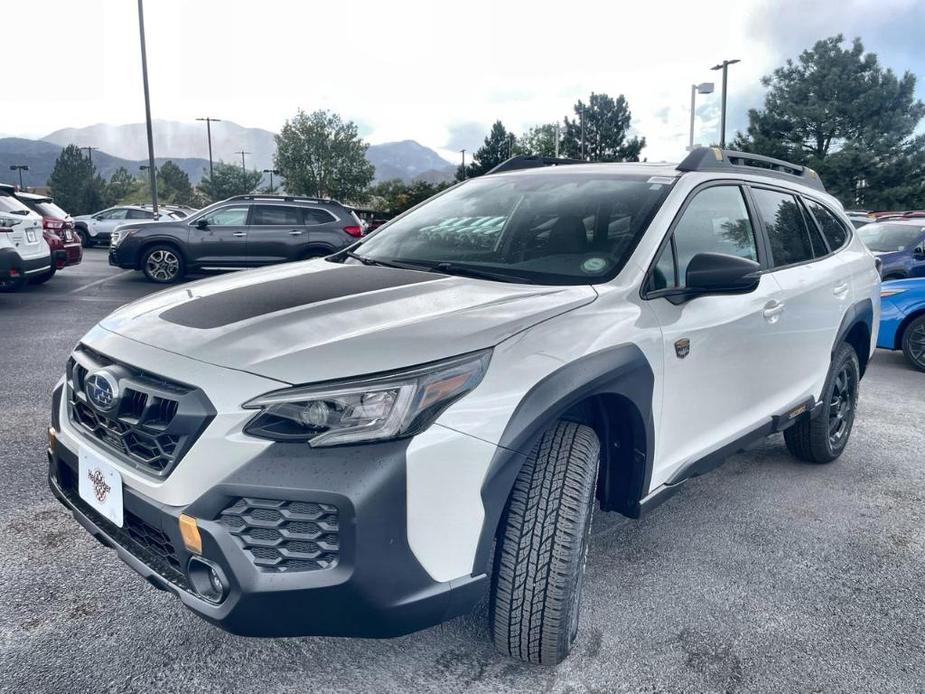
[225,194,338,205]
[486,155,583,175]
[677,147,825,191]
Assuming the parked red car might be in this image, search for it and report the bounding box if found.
[14,192,82,267]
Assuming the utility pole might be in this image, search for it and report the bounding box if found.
[137,0,158,216]
[460,149,466,179]
[688,82,715,150]
[196,116,221,180]
[80,146,98,165]
[236,150,250,170]
[555,121,560,158]
[9,165,28,189]
[710,59,740,148]
[262,168,279,191]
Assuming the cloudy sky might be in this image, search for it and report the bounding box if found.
[3,0,924,163]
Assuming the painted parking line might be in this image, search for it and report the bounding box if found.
[69,270,135,294]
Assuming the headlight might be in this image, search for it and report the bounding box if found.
[111,228,138,247]
[242,349,491,446]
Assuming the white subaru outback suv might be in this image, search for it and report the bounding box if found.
[0,184,51,291]
[48,148,879,665]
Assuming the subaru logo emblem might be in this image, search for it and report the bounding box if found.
[85,370,119,412]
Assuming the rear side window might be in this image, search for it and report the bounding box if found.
[126,209,153,219]
[806,200,850,250]
[649,185,758,290]
[252,205,303,226]
[304,208,337,225]
[751,188,822,267]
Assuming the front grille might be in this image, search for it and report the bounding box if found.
[66,344,214,477]
[57,463,188,589]
[220,498,340,572]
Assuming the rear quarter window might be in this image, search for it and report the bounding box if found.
[806,199,850,251]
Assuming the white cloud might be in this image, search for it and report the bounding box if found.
[2,0,921,161]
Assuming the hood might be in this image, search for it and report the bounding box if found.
[100,260,597,384]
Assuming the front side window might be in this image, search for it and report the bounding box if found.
[752,188,821,267]
[357,173,674,285]
[252,205,302,226]
[806,200,850,250]
[199,206,250,226]
[649,186,758,291]
[857,223,925,252]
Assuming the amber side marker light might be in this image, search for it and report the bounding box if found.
[178,514,202,554]
[47,427,57,452]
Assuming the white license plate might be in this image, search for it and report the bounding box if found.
[78,446,124,527]
[26,230,36,243]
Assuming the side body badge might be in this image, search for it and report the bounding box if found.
[675,338,690,359]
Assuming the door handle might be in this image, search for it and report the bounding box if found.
[232,232,247,237]
[288,230,303,236]
[833,281,849,298]
[763,300,785,323]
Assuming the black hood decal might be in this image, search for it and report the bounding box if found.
[159,265,443,329]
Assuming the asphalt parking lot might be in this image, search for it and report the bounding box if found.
[1,249,924,693]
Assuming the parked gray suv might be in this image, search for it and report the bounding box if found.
[109,195,366,283]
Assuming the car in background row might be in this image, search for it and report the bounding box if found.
[878,278,925,371]
[845,210,875,228]
[132,202,198,219]
[857,220,925,280]
[73,205,183,247]
[109,195,365,283]
[14,191,82,268]
[0,185,53,291]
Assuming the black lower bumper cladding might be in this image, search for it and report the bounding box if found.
[48,395,485,638]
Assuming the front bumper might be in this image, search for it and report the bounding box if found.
[109,242,137,269]
[48,384,486,638]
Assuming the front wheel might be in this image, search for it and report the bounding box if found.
[76,228,93,248]
[490,421,600,665]
[141,245,185,283]
[900,314,925,372]
[784,342,860,463]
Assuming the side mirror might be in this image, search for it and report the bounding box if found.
[685,252,761,294]
[913,244,925,259]
[195,218,209,229]
[93,214,104,221]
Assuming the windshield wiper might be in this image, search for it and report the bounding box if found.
[428,261,538,285]
[344,250,430,271]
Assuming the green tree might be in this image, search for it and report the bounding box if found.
[367,178,451,215]
[157,160,194,205]
[106,166,139,205]
[561,92,645,162]
[733,35,925,208]
[198,162,263,202]
[274,109,374,201]
[518,123,560,157]
[48,145,107,215]
[455,121,518,181]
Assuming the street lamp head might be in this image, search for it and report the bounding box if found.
[696,82,715,94]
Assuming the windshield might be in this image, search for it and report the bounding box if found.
[858,223,925,252]
[354,172,674,285]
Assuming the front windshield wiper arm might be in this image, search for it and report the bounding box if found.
[344,250,430,272]
[428,261,538,285]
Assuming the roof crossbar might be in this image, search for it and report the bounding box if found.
[676,147,825,192]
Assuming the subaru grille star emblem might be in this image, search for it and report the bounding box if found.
[85,370,119,412]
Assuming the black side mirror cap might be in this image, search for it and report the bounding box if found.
[685,252,762,294]
[195,218,208,229]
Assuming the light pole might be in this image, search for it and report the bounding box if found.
[710,59,740,148]
[688,82,715,151]
[263,168,279,191]
[460,149,466,179]
[196,116,221,180]
[9,165,28,189]
[235,150,250,170]
[137,0,158,216]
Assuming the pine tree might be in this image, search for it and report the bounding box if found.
[561,93,645,162]
[456,121,518,180]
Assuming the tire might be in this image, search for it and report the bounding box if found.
[490,421,600,665]
[900,314,925,372]
[75,227,92,248]
[141,244,185,283]
[29,266,56,285]
[784,342,860,464]
[0,274,27,292]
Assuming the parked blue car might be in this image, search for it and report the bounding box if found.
[858,220,925,280]
[878,278,925,371]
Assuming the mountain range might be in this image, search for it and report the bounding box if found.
[1,120,457,188]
